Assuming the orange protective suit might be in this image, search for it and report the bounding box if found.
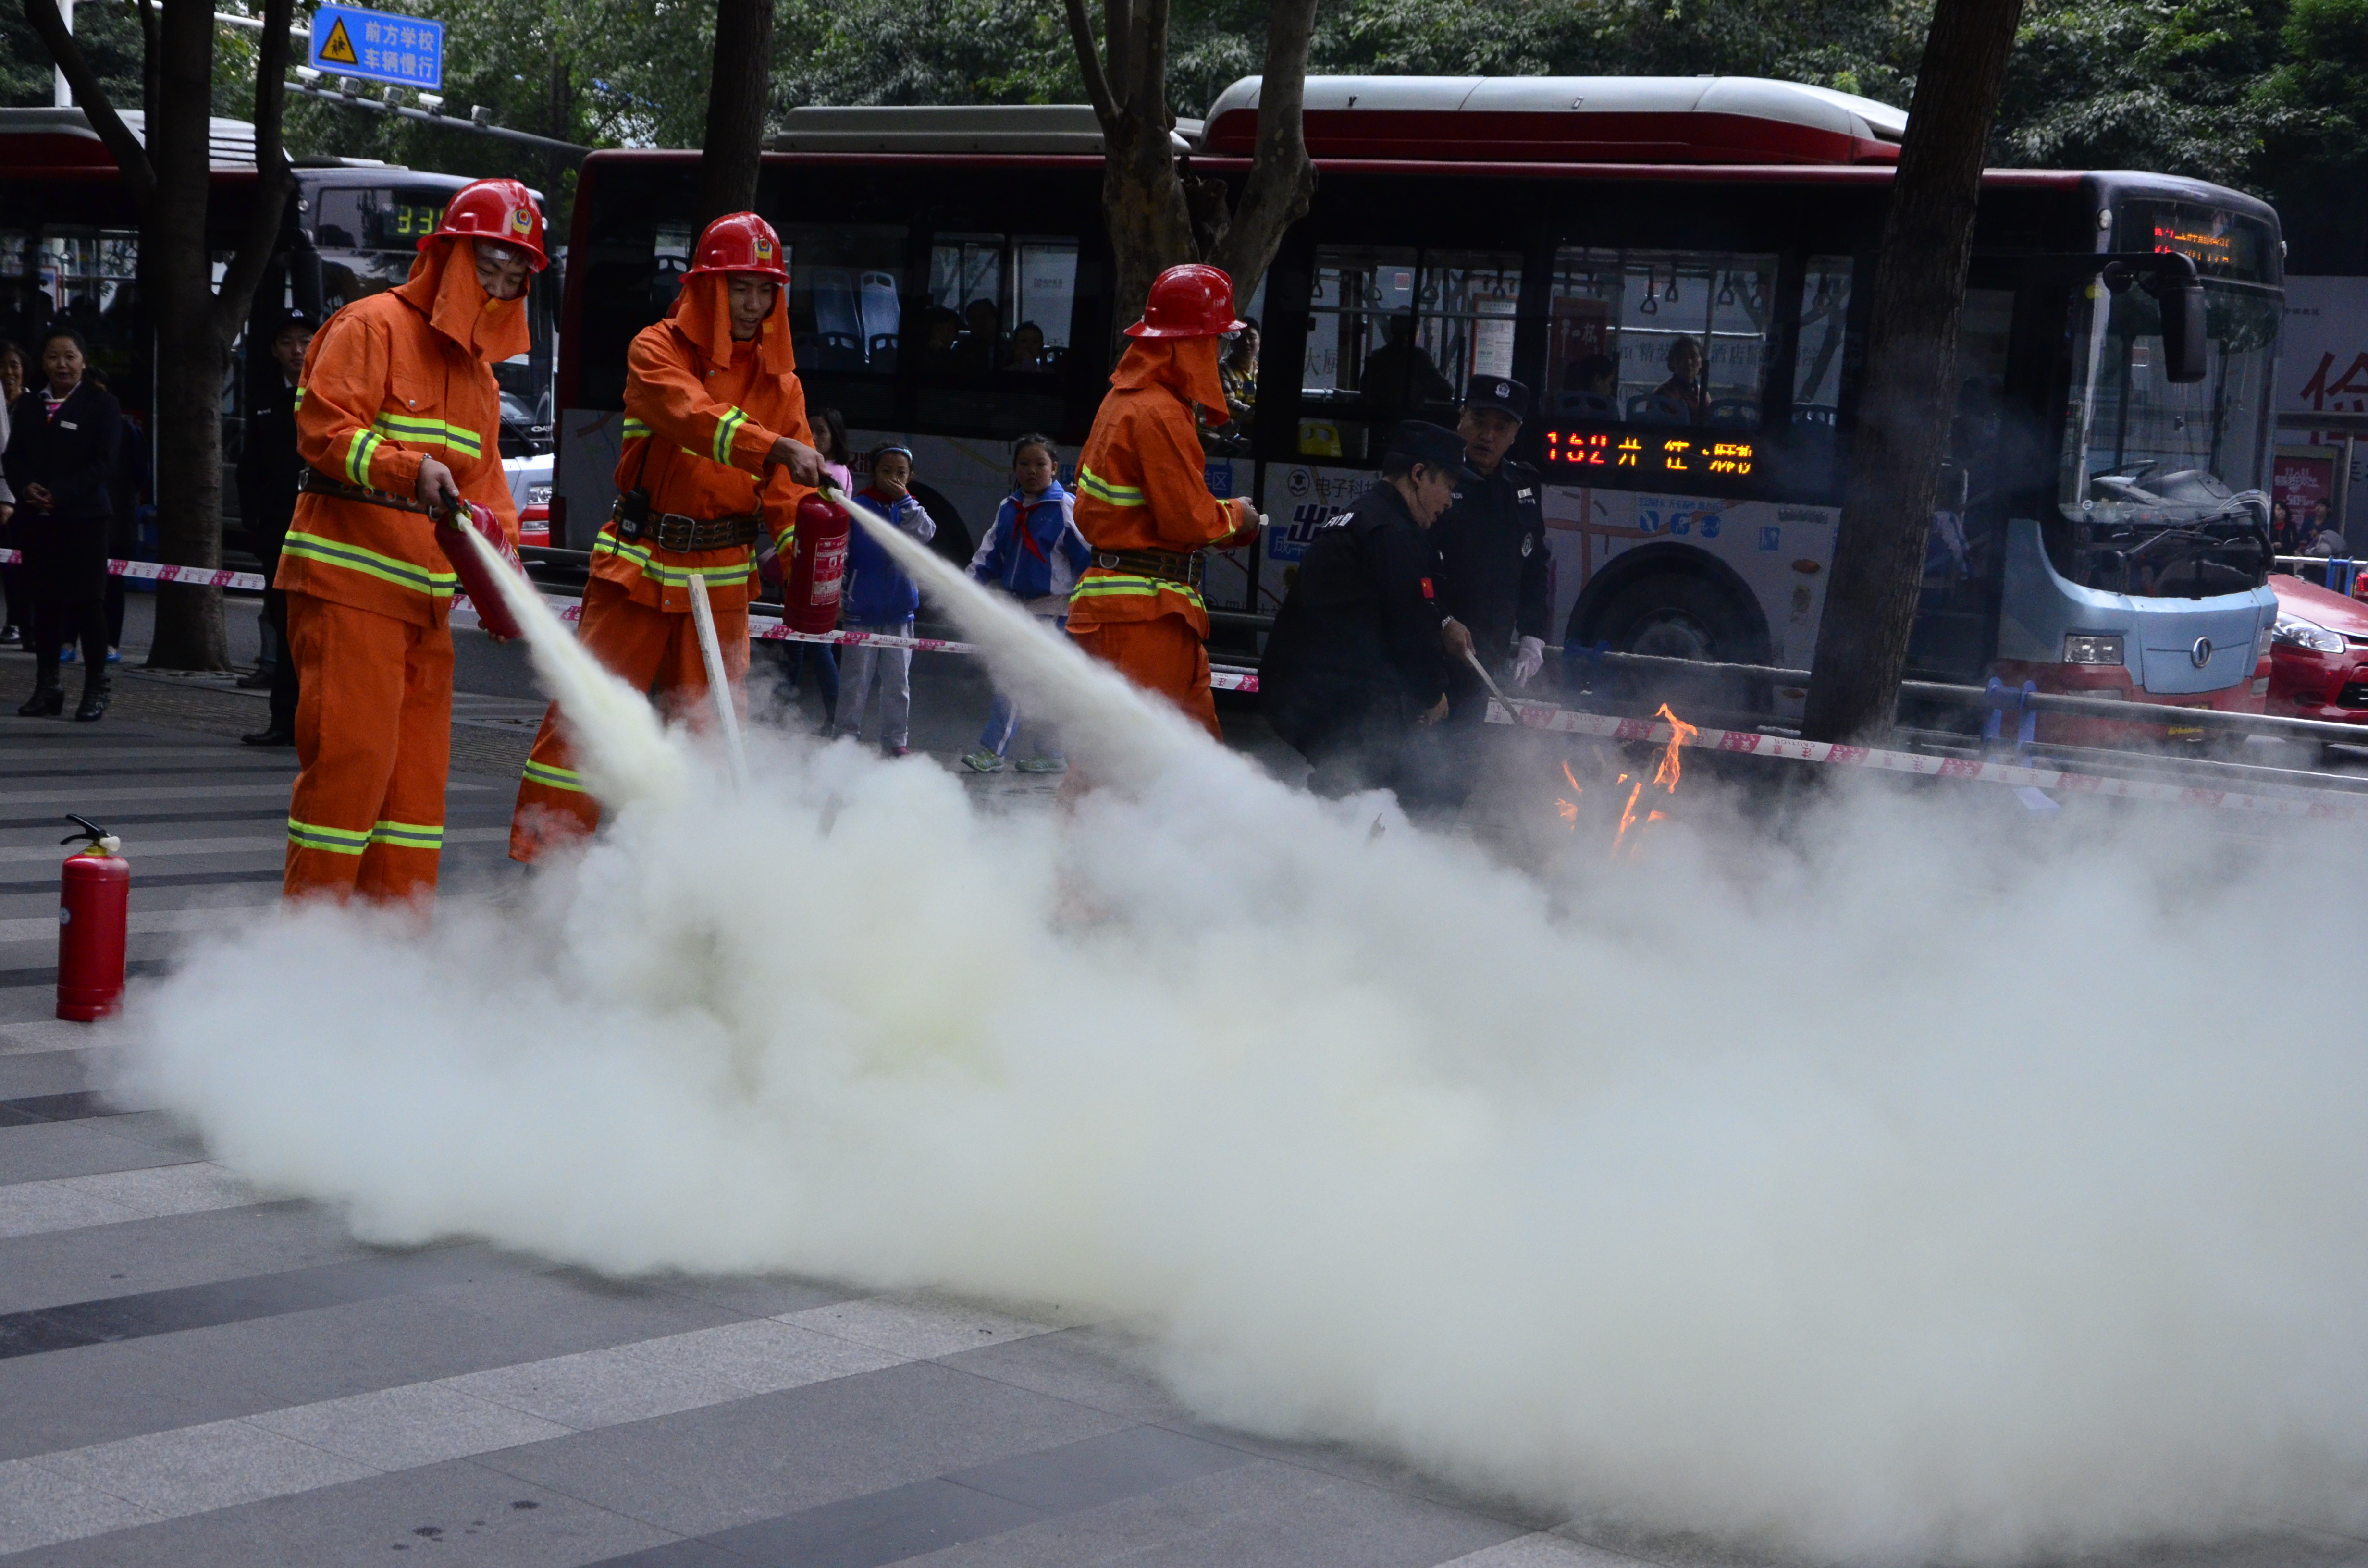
[278,237,523,901]
[509,273,811,860]
[1067,335,1254,740]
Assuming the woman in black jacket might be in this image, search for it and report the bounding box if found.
[3,326,121,719]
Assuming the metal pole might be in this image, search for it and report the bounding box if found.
[685,573,751,790]
[282,78,592,156]
[52,0,73,107]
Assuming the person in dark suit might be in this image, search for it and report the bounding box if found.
[236,309,313,745]
[3,326,122,720]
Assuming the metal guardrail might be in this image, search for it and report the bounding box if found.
[1561,644,2368,747]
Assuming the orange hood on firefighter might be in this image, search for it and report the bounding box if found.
[395,236,531,365]
[1107,335,1228,425]
[666,271,796,379]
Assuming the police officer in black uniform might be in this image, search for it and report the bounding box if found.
[1432,374,1552,736]
[237,308,312,747]
[1261,421,1477,802]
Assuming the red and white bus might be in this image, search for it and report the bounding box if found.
[552,77,2283,716]
[0,107,560,551]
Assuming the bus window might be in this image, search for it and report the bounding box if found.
[1792,257,1851,427]
[788,223,905,423]
[1547,247,1777,430]
[1301,246,1519,458]
[925,234,1078,374]
[37,228,140,391]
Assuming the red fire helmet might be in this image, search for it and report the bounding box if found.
[425,178,548,270]
[1124,263,1245,339]
[687,212,789,282]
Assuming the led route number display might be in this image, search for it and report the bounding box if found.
[1544,429,1755,477]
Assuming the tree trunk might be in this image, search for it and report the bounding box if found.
[29,0,293,672]
[696,0,774,224]
[1801,0,2027,743]
[145,0,230,668]
[1204,0,1318,311]
[1066,0,1318,329]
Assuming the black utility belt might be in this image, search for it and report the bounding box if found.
[613,502,763,552]
[297,470,438,516]
[1094,549,1203,589]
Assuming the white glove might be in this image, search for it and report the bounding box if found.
[1509,636,1546,685]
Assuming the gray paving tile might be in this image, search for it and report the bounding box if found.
[0,1332,292,1460]
[0,1119,187,1185]
[1446,1534,1661,1567]
[0,1049,98,1098]
[0,1461,678,1568]
[442,1342,755,1430]
[475,1358,1131,1538]
[77,1109,204,1159]
[0,1021,98,1056]
[247,1381,574,1470]
[0,1163,258,1241]
[635,1270,863,1320]
[0,1455,165,1555]
[938,1323,1193,1425]
[614,1318,907,1396]
[30,1415,381,1515]
[0,1197,361,1315]
[781,1293,1068,1360]
[910,1458,1526,1568]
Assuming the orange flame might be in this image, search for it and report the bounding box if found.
[1653,703,1697,793]
[1610,781,1646,855]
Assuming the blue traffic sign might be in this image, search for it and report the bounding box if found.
[309,4,443,92]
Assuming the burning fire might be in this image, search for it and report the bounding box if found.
[1554,760,1584,827]
[1608,704,1696,857]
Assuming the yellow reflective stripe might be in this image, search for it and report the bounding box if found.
[1070,573,1204,611]
[592,532,754,587]
[1076,466,1144,506]
[292,387,308,409]
[621,419,652,438]
[288,818,370,855]
[372,414,483,459]
[521,759,586,793]
[344,429,379,487]
[712,407,748,466]
[369,819,443,849]
[282,530,459,597]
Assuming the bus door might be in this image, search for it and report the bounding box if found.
[1902,258,2045,684]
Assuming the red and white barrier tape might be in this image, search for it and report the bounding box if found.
[0,548,270,592]
[1483,697,2368,822]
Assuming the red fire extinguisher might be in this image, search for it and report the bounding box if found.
[57,814,128,1024]
[783,494,851,634]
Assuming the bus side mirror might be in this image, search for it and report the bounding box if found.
[2143,252,2208,384]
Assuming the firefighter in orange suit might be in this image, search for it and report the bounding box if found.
[1067,264,1260,739]
[508,212,823,860]
[279,178,540,903]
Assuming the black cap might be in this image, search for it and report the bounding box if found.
[1385,420,1481,484]
[1463,374,1530,422]
[270,307,316,334]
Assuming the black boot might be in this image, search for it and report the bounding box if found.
[17,659,62,717]
[73,670,110,723]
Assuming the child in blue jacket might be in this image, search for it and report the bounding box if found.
[962,433,1091,773]
[837,445,937,756]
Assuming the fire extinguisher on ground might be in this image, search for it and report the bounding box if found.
[58,814,128,1023]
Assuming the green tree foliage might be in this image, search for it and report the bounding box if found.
[2258,0,2368,267]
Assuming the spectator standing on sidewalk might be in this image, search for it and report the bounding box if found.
[836,444,934,756]
[962,432,1088,773]
[237,309,313,746]
[4,326,121,721]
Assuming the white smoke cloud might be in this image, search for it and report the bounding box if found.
[111,518,2368,1564]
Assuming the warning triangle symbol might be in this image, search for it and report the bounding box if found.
[318,17,359,66]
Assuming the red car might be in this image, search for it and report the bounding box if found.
[2267,573,2368,723]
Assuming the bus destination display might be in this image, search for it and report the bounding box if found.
[1545,429,1754,477]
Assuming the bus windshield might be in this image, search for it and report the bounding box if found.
[2057,278,2278,595]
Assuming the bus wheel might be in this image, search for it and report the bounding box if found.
[1582,575,1767,710]
[1592,575,1759,665]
